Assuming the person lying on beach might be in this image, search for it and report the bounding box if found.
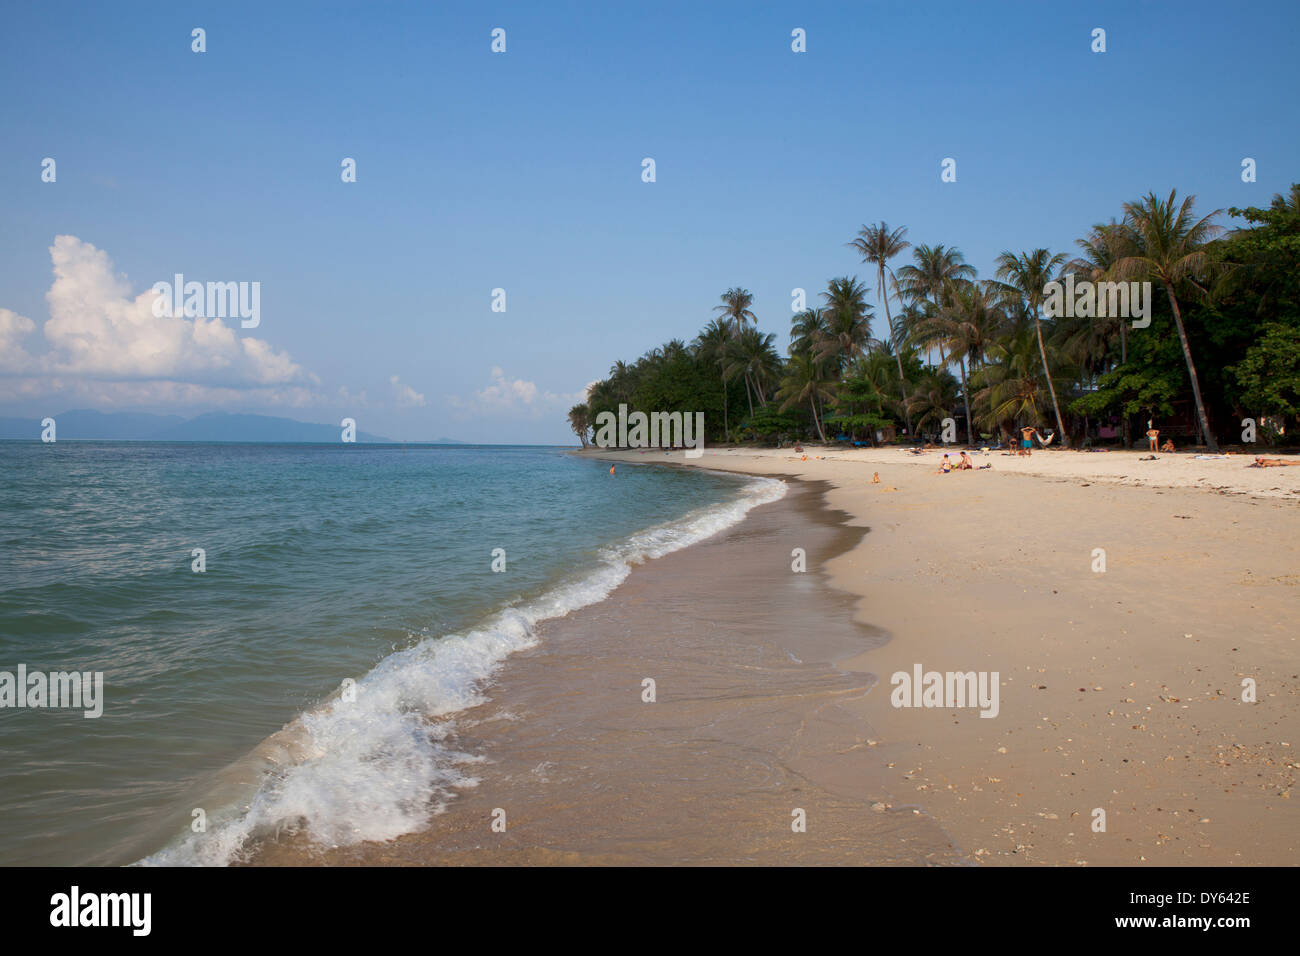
[1248,457,1300,467]
[958,452,973,470]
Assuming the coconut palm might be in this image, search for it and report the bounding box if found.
[816,277,874,371]
[1069,220,1131,366]
[916,279,1008,443]
[1113,189,1224,451]
[789,308,829,359]
[694,318,736,435]
[777,353,836,442]
[567,403,591,447]
[713,287,757,334]
[725,327,782,417]
[849,222,912,428]
[906,368,961,436]
[995,248,1070,446]
[969,328,1058,439]
[896,244,977,365]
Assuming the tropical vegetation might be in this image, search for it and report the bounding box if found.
[569,184,1300,450]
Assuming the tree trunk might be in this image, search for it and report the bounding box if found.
[959,356,973,445]
[1165,285,1218,452]
[811,398,828,442]
[882,264,912,432]
[1033,311,1069,448]
[721,371,729,437]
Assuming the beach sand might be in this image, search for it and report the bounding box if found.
[582,445,1299,865]
[248,444,1297,866]
[249,479,963,865]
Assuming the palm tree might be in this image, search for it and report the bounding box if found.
[850,222,912,429]
[712,287,762,416]
[1070,220,1130,366]
[777,353,836,442]
[789,308,829,359]
[970,328,1058,440]
[725,327,782,417]
[917,279,1007,443]
[1113,189,1224,451]
[906,368,961,437]
[995,248,1070,446]
[694,318,735,435]
[817,277,874,371]
[568,404,591,447]
[896,244,976,366]
[713,287,757,334]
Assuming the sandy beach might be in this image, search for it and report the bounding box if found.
[573,444,1300,866]
[249,479,965,865]
[236,443,1300,866]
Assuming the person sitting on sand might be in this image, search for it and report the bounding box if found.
[958,452,973,470]
[872,471,880,483]
[936,454,953,474]
[1161,439,1175,453]
[1146,421,1159,452]
[1249,457,1300,467]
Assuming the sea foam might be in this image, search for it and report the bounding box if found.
[140,474,785,865]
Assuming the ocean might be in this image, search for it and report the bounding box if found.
[0,441,783,865]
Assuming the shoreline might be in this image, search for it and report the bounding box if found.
[246,475,964,865]
[580,445,1300,865]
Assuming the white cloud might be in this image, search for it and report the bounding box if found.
[389,374,427,408]
[476,366,538,407]
[1,236,314,395]
[443,368,590,420]
[0,309,36,372]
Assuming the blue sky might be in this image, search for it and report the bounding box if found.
[2,0,1297,442]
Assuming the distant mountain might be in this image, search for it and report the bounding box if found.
[0,409,187,440]
[151,413,391,443]
[0,410,392,443]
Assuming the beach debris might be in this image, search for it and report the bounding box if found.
[996,746,1008,754]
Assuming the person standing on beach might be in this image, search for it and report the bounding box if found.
[1019,426,1038,457]
[1146,420,1159,452]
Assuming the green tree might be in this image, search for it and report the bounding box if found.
[995,248,1070,446]
[1114,190,1224,451]
[849,222,912,428]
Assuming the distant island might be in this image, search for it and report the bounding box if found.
[0,410,469,444]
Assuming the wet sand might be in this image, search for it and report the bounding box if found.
[250,479,963,865]
[585,446,1300,866]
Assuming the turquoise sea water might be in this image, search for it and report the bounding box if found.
[0,442,782,865]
